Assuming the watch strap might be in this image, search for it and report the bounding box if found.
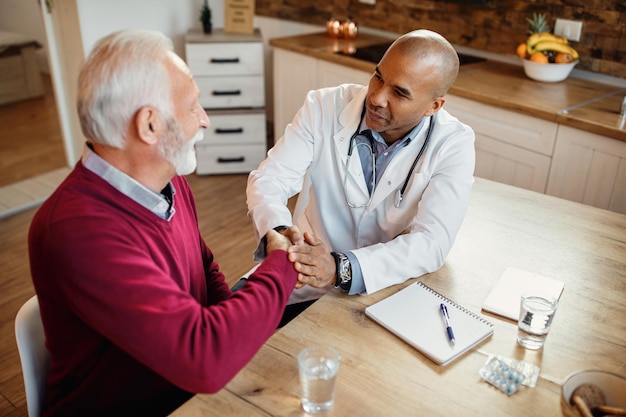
[331,251,352,292]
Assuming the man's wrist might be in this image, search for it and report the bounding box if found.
[331,251,352,292]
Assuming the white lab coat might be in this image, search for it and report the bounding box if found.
[247,84,475,303]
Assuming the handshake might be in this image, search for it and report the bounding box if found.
[266,226,337,289]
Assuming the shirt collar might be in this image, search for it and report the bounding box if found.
[81,143,176,220]
[358,108,425,151]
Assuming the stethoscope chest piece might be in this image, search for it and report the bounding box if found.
[394,188,404,208]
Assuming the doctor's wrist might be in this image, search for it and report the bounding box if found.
[331,252,352,292]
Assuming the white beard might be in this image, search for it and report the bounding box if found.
[159,118,205,176]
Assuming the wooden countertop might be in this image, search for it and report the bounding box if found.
[270,32,626,142]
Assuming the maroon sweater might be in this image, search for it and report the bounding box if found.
[28,162,297,417]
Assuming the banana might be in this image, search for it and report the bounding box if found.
[527,32,568,48]
[526,32,568,55]
[531,41,579,60]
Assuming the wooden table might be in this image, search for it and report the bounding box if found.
[169,178,626,417]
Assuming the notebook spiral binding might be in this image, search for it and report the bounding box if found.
[417,282,494,327]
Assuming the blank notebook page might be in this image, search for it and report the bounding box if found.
[365,281,494,366]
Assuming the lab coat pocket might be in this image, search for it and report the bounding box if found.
[383,172,430,226]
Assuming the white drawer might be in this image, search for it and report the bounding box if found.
[204,113,266,145]
[195,143,266,174]
[197,76,265,109]
[186,43,263,76]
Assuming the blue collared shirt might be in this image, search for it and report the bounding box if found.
[347,118,425,295]
[81,144,176,221]
[355,119,425,193]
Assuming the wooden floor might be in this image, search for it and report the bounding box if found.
[0,75,66,188]
[0,78,269,416]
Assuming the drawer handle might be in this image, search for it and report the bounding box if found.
[217,156,245,163]
[215,128,244,134]
[210,58,240,64]
[212,90,242,96]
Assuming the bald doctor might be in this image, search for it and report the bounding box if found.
[246,29,475,321]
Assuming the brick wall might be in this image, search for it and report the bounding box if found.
[255,0,626,79]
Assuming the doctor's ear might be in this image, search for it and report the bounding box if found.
[425,97,445,116]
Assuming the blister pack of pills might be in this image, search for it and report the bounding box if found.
[479,356,526,395]
[492,354,540,388]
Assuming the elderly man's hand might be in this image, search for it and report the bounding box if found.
[279,225,305,246]
[287,232,336,289]
[265,229,291,254]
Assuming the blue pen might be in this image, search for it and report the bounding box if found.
[440,303,456,345]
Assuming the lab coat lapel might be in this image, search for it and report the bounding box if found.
[334,90,370,199]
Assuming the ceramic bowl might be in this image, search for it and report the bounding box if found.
[522,59,578,82]
[560,370,626,417]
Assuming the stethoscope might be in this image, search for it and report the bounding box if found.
[343,112,434,209]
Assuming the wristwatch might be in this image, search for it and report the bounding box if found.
[331,252,352,292]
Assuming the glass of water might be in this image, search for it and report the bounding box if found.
[517,294,558,350]
[297,345,340,414]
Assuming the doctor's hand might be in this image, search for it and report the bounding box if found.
[287,232,336,289]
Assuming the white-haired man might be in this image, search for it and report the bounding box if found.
[29,29,296,417]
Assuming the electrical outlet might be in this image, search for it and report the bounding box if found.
[554,18,583,42]
[359,0,376,4]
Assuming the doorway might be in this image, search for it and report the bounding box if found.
[0,0,83,217]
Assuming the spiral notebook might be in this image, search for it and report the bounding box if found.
[365,282,494,366]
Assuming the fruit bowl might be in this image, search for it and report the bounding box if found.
[522,59,578,82]
[560,370,626,417]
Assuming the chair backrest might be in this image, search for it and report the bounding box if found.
[15,295,49,417]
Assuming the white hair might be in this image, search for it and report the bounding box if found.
[77,29,174,148]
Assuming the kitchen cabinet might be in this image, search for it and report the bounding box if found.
[273,48,317,144]
[185,29,266,174]
[317,59,372,90]
[547,126,626,214]
[272,48,371,143]
[445,95,557,193]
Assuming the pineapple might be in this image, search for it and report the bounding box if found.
[526,13,550,35]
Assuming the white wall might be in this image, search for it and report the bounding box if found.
[0,0,222,72]
[76,0,225,56]
[0,0,50,71]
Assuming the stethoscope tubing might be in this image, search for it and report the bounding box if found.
[345,113,434,209]
[394,114,434,207]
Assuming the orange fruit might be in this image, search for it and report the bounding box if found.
[516,43,528,59]
[554,52,573,64]
[530,52,549,63]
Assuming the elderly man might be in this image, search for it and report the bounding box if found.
[246,30,475,322]
[28,29,297,417]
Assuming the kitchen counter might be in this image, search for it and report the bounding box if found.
[269,32,626,142]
